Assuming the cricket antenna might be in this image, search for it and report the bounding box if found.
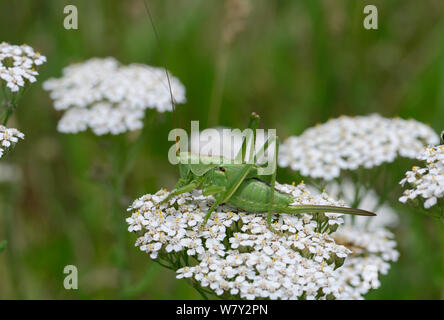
[143,0,180,150]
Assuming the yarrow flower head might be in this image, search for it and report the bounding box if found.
[43,57,186,135]
[307,179,399,299]
[279,114,439,180]
[125,182,374,300]
[0,125,24,158]
[399,144,444,212]
[330,224,399,299]
[0,42,46,93]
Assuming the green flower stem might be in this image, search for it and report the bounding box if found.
[0,186,24,298]
[1,86,20,126]
[112,172,129,295]
[106,119,153,297]
[0,240,7,253]
[106,136,130,297]
[121,262,161,299]
[0,110,6,123]
[436,218,444,299]
[192,282,210,300]
[2,108,13,126]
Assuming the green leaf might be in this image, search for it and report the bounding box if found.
[0,240,7,253]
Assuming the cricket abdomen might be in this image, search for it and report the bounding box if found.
[228,178,292,213]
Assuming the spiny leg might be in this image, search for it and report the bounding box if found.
[286,205,376,216]
[248,129,281,232]
[267,136,280,233]
[235,112,259,163]
[254,133,274,164]
[244,112,259,163]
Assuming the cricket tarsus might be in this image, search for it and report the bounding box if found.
[165,113,376,232]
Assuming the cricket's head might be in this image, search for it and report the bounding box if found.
[209,166,229,186]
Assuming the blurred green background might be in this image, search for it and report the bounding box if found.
[1,0,444,299]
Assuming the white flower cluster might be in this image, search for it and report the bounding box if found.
[0,125,24,158]
[399,145,444,209]
[0,42,46,92]
[43,57,186,135]
[279,114,439,180]
[331,225,399,299]
[126,182,369,300]
[308,179,399,299]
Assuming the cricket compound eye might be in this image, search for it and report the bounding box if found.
[441,130,444,144]
[219,167,226,172]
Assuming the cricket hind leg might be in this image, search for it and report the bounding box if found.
[249,128,281,233]
[253,132,275,165]
[266,136,281,234]
[235,112,260,163]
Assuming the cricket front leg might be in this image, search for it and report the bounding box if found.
[161,178,202,204]
[173,177,189,189]
[202,195,224,225]
[201,185,226,197]
[202,165,253,226]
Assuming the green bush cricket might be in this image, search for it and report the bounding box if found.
[164,113,375,232]
[140,1,374,232]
